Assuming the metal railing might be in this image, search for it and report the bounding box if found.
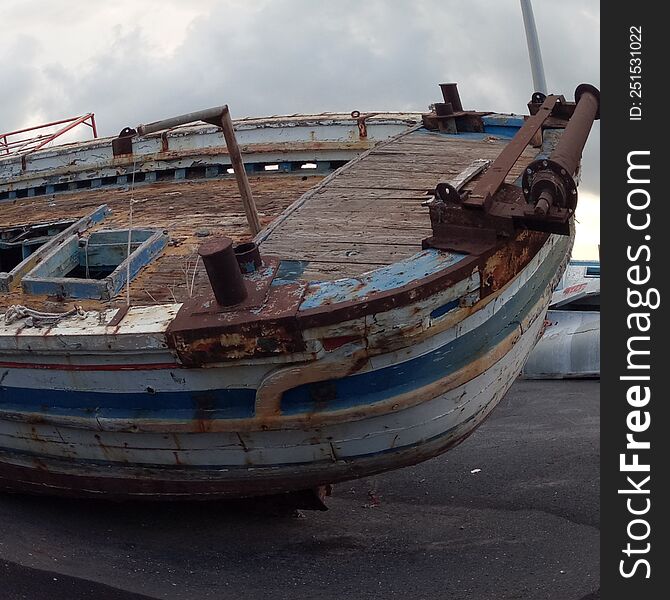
[0,113,98,170]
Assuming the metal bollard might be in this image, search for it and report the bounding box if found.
[199,237,248,306]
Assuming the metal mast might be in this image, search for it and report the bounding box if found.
[520,0,547,94]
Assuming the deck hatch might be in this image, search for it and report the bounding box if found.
[21,228,168,300]
[0,219,76,274]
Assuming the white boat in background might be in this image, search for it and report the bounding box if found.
[523,260,600,379]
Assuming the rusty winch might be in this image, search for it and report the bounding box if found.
[422,83,600,255]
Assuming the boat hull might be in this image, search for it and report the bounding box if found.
[0,231,570,499]
[0,311,537,499]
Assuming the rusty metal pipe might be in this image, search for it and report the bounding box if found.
[136,104,261,236]
[549,84,600,177]
[199,237,248,306]
[137,106,228,136]
[220,109,262,236]
[234,242,262,273]
[523,84,600,210]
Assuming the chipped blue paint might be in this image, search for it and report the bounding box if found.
[413,114,525,141]
[238,261,257,274]
[482,115,524,139]
[509,128,563,188]
[482,114,526,128]
[273,260,310,284]
[299,249,467,311]
[532,128,562,163]
[108,231,168,298]
[429,298,460,320]
[283,236,567,415]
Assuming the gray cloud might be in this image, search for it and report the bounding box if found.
[1,0,599,197]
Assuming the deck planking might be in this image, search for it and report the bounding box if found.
[0,175,319,310]
[260,129,538,280]
[1,127,539,311]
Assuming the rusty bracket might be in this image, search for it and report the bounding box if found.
[166,256,308,364]
[421,83,489,134]
[111,127,137,157]
[351,111,378,139]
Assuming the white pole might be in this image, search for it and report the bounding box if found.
[520,0,547,94]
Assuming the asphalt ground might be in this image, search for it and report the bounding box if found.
[0,379,599,600]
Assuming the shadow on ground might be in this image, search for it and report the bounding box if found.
[1,380,599,600]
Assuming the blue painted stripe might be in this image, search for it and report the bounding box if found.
[281,236,567,415]
[0,388,255,420]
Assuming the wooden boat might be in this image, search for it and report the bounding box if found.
[523,260,600,379]
[0,83,599,502]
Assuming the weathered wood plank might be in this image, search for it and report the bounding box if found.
[261,127,540,280]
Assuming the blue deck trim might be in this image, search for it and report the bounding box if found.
[0,205,108,294]
[21,229,168,300]
[299,249,467,311]
[482,115,525,139]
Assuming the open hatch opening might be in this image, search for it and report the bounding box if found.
[22,228,168,300]
[0,219,76,273]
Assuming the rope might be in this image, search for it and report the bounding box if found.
[3,305,86,328]
[83,237,90,279]
[126,155,138,307]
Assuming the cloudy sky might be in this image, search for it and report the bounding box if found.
[1,0,599,257]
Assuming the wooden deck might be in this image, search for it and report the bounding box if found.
[1,127,538,311]
[259,129,537,280]
[0,175,319,310]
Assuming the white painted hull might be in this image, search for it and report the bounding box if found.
[0,302,546,498]
[523,310,600,379]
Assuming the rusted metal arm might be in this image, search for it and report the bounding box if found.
[220,107,262,235]
[463,94,559,210]
[423,83,600,254]
[136,106,228,136]
[135,105,262,236]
